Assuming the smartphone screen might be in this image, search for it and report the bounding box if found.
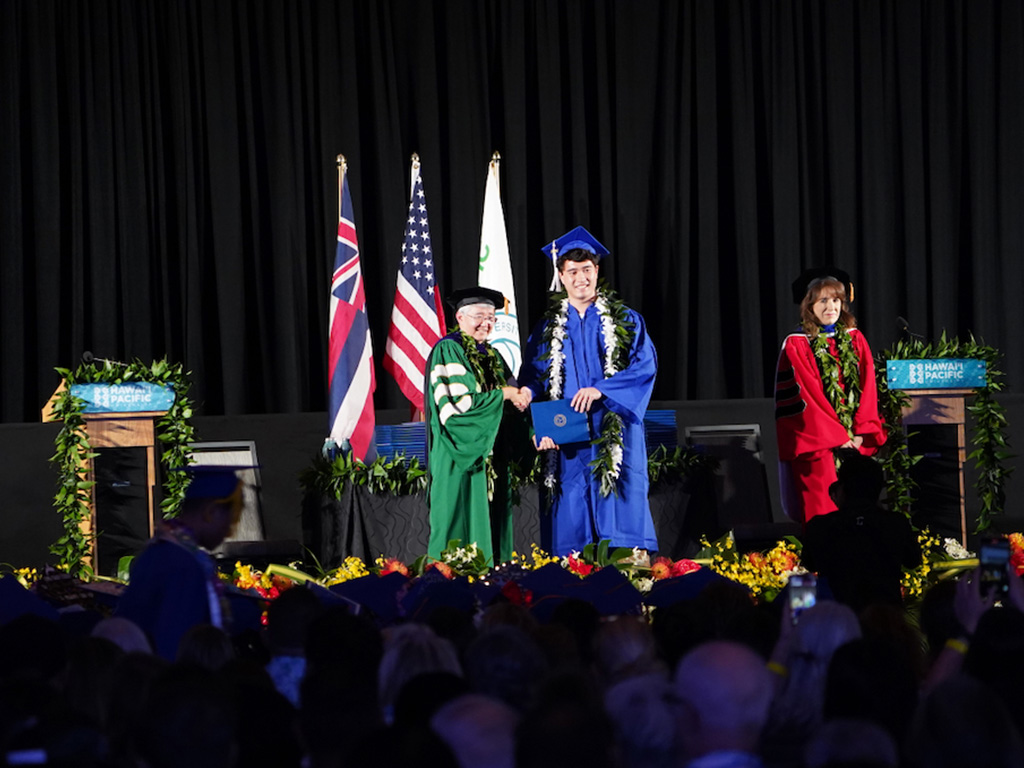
[788,573,817,623]
[980,537,1011,599]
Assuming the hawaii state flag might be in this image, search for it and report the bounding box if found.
[328,159,376,461]
[383,156,446,413]
[478,152,521,375]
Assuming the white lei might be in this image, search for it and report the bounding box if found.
[544,292,627,494]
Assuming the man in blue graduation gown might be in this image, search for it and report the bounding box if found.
[519,226,659,555]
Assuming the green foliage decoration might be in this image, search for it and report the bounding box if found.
[299,451,429,498]
[877,333,1011,533]
[49,359,196,577]
[302,442,715,502]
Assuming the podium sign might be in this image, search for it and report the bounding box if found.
[886,359,987,390]
[70,382,175,413]
[888,356,987,547]
[45,381,173,575]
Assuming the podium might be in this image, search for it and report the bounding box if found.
[887,359,987,547]
[43,381,175,575]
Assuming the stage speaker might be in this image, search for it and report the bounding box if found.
[683,424,775,537]
[907,425,962,541]
[94,446,152,576]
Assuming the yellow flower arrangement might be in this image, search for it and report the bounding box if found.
[699,533,802,601]
[900,529,938,600]
[322,556,370,586]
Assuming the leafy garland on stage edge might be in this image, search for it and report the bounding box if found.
[49,360,196,578]
[300,442,717,500]
[875,333,1011,534]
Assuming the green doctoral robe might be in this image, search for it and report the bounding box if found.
[425,331,525,564]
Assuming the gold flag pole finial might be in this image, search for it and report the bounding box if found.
[337,155,347,221]
[491,150,501,163]
[409,153,421,199]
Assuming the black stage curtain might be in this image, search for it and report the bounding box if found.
[3,1,1023,423]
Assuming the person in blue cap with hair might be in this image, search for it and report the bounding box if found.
[115,466,243,660]
[519,226,659,556]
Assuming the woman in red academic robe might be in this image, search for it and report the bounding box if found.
[775,268,887,525]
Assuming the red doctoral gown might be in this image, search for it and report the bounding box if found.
[774,328,886,523]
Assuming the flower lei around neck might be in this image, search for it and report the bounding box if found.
[809,323,862,434]
[455,328,508,500]
[455,329,507,392]
[539,283,635,497]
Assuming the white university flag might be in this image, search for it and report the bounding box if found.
[477,154,521,375]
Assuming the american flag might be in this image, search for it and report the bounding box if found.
[383,160,446,412]
[328,166,376,461]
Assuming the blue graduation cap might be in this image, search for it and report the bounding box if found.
[540,226,609,290]
[641,568,733,608]
[171,465,253,502]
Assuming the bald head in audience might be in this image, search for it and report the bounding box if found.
[672,640,773,764]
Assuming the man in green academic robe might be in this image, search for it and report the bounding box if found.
[425,287,529,564]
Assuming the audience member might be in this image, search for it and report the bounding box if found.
[515,670,619,768]
[672,640,774,768]
[603,673,677,767]
[905,673,1024,768]
[133,666,238,768]
[392,670,470,731]
[432,692,520,768]
[176,623,236,671]
[823,637,920,749]
[463,624,548,713]
[592,614,667,688]
[116,466,245,660]
[801,452,921,613]
[377,623,462,723]
[263,584,322,707]
[764,600,861,761]
[90,615,153,654]
[803,718,899,768]
[962,602,1024,736]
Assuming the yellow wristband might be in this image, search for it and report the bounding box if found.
[767,661,788,677]
[945,637,969,655]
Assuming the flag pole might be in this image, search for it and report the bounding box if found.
[488,151,509,312]
[410,152,420,199]
[337,154,347,221]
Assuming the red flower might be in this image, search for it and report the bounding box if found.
[501,581,533,606]
[1011,550,1024,576]
[426,561,454,579]
[271,575,294,592]
[670,559,701,577]
[650,557,674,581]
[566,553,596,576]
[380,558,410,577]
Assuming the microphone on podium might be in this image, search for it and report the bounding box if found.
[896,316,924,341]
[82,351,128,367]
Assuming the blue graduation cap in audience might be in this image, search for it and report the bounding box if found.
[171,464,253,501]
[642,567,735,608]
[327,571,408,624]
[575,566,643,616]
[401,571,476,622]
[0,576,60,626]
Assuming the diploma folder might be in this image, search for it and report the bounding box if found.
[531,399,591,445]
